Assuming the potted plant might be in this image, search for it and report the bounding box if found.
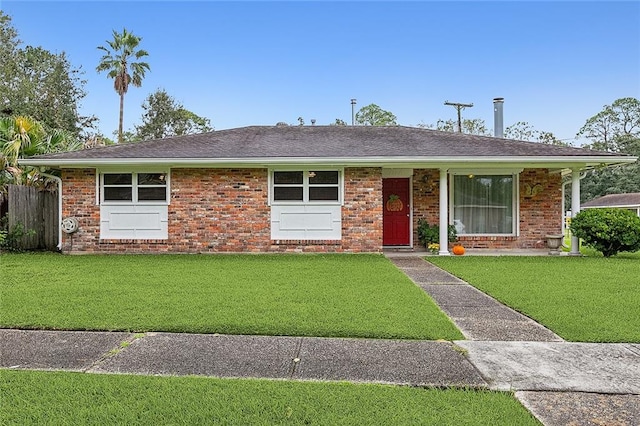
[417,219,458,253]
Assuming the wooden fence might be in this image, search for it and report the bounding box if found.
[1,185,58,251]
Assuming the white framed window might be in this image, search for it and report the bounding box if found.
[270,169,342,204]
[269,169,343,240]
[100,172,169,204]
[450,173,518,236]
[98,170,170,240]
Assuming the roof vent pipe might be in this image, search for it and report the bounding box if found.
[311,119,316,126]
[493,97,504,138]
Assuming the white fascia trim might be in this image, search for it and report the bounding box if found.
[583,204,640,209]
[20,155,637,168]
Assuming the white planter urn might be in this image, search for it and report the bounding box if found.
[546,234,564,255]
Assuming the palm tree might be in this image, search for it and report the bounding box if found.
[0,116,46,168]
[0,116,81,188]
[96,29,150,143]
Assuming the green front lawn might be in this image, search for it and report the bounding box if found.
[429,256,640,342]
[0,370,539,425]
[0,253,462,340]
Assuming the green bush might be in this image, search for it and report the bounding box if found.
[570,208,640,257]
[0,216,35,253]
[417,219,457,247]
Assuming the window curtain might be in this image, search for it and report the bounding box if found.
[453,175,513,234]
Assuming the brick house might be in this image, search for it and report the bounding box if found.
[22,125,635,254]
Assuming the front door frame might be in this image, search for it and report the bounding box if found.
[382,169,413,247]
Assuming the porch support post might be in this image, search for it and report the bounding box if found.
[570,168,581,256]
[439,168,450,255]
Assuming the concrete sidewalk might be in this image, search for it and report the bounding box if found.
[1,254,639,425]
[2,329,639,425]
[0,329,486,387]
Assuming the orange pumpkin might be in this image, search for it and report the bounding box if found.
[452,245,465,256]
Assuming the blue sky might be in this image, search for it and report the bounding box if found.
[2,1,639,144]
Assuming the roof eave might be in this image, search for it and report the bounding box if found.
[20,155,637,169]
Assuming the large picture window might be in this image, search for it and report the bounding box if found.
[101,172,168,203]
[272,170,341,203]
[452,174,516,235]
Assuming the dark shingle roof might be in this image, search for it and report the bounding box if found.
[29,126,624,159]
[582,193,640,208]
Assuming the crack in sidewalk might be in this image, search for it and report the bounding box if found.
[84,332,145,373]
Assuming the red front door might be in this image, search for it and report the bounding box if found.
[383,178,410,246]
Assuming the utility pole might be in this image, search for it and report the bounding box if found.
[444,101,473,133]
[351,99,357,125]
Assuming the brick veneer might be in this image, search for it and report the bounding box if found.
[412,168,563,249]
[60,167,383,253]
[61,167,560,253]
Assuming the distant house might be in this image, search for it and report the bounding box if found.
[21,125,636,254]
[581,193,640,217]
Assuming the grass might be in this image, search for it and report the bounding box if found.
[0,370,540,425]
[429,256,640,342]
[0,253,462,340]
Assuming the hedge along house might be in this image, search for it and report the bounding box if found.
[22,125,635,255]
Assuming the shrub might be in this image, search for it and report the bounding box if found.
[0,216,35,252]
[570,208,640,257]
[417,219,457,247]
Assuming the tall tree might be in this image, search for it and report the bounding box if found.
[578,97,640,152]
[355,104,397,126]
[96,28,150,143]
[576,97,640,201]
[134,89,212,140]
[0,12,19,115]
[0,11,94,136]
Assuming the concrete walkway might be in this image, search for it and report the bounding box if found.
[387,255,563,342]
[1,254,639,425]
[387,253,640,425]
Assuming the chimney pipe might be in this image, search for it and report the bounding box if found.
[493,97,504,138]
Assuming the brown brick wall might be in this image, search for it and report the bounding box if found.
[60,169,100,252]
[341,167,383,252]
[412,169,441,243]
[60,167,560,253]
[60,167,383,253]
[514,168,563,248]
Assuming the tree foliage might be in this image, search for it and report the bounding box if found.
[1,115,81,188]
[578,97,640,152]
[570,208,640,257]
[577,98,640,202]
[504,121,567,145]
[355,104,397,126]
[133,89,212,141]
[96,28,150,143]
[422,115,565,143]
[0,11,94,137]
[428,118,491,135]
